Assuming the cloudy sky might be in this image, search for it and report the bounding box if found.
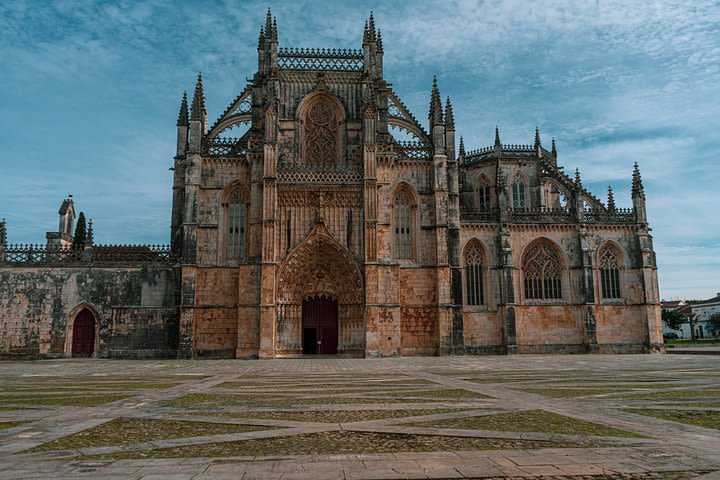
[1,1,718,299]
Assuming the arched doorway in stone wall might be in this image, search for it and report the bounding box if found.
[276,222,364,356]
[302,294,338,354]
[71,308,96,357]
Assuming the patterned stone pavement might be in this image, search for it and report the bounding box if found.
[1,354,720,479]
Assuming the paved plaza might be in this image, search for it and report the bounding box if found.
[1,354,720,479]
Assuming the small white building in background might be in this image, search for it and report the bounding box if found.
[691,293,720,339]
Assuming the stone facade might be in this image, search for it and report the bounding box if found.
[0,12,663,358]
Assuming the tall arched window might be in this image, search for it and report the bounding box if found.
[478,180,491,211]
[512,173,526,209]
[304,100,339,164]
[599,245,621,299]
[227,190,247,261]
[523,241,562,300]
[464,243,485,306]
[393,187,415,260]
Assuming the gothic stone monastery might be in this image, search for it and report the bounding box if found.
[0,12,664,359]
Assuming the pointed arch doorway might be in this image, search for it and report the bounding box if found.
[302,294,338,355]
[71,308,96,357]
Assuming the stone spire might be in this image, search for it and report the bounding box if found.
[190,72,206,121]
[429,76,443,125]
[494,126,501,148]
[551,137,557,158]
[458,136,465,157]
[258,26,265,50]
[632,162,645,199]
[376,29,383,52]
[607,186,616,212]
[534,126,541,148]
[177,91,188,127]
[271,16,278,41]
[0,218,6,246]
[368,11,376,40]
[265,8,273,38]
[86,219,94,246]
[574,168,582,188]
[363,20,370,43]
[444,97,455,130]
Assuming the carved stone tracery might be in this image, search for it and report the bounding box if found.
[304,100,339,164]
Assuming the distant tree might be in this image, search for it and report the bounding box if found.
[707,313,720,338]
[689,313,698,342]
[661,309,685,330]
[72,212,86,250]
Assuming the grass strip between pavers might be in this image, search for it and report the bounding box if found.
[515,387,642,398]
[0,421,26,429]
[179,408,479,423]
[164,393,450,407]
[0,394,134,407]
[375,388,493,399]
[28,417,275,452]
[403,409,645,438]
[622,409,720,430]
[80,430,605,459]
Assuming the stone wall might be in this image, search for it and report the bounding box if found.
[0,266,178,358]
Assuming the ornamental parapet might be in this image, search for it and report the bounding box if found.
[511,207,575,224]
[460,208,500,223]
[584,208,636,224]
[463,145,554,164]
[278,47,364,71]
[277,161,364,184]
[1,244,171,265]
[203,136,247,157]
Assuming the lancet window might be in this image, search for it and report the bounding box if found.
[599,245,621,299]
[464,243,485,306]
[303,100,339,164]
[478,182,491,210]
[523,241,562,300]
[512,174,526,209]
[394,188,415,260]
[227,191,247,261]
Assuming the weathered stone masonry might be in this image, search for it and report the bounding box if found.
[0,11,663,358]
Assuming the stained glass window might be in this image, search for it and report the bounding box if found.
[599,246,621,299]
[523,242,562,300]
[512,179,526,209]
[465,243,484,306]
[228,190,246,260]
[394,189,414,260]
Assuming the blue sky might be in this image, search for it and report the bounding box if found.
[1,1,718,299]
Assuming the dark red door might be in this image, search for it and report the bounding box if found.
[302,296,338,354]
[72,309,95,357]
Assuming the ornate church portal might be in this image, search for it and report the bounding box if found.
[275,222,365,356]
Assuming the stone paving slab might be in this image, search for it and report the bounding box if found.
[1,355,720,479]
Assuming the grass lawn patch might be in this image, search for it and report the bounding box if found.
[0,421,26,429]
[403,409,644,438]
[622,409,720,430]
[164,393,441,408]
[618,389,720,400]
[189,408,475,423]
[82,430,601,459]
[0,394,134,407]
[0,383,181,393]
[515,388,637,398]
[379,389,492,399]
[29,417,274,452]
[214,379,435,390]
